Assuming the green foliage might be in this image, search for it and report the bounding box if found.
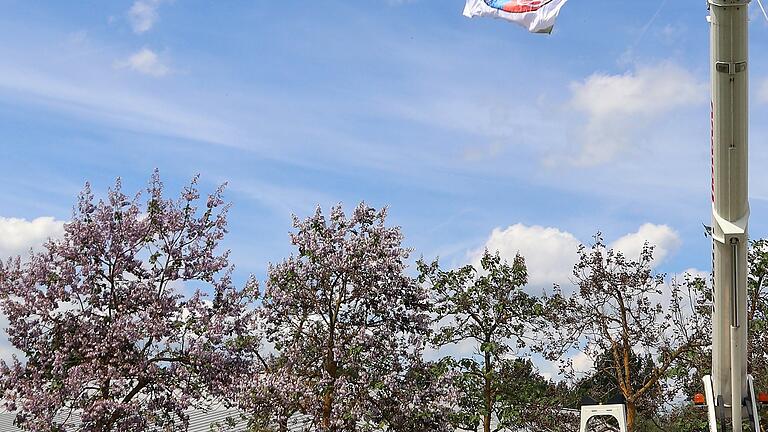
[421,250,552,431]
[749,239,768,392]
[575,349,662,415]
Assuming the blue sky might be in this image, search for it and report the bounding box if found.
[2,1,768,365]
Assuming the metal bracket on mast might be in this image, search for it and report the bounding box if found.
[708,0,751,7]
[711,208,748,244]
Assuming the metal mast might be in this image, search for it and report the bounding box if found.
[703,1,759,431]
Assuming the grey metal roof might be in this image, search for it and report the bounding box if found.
[0,409,257,432]
[0,410,592,431]
[0,409,321,431]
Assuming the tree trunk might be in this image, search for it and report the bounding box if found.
[323,316,338,432]
[322,340,338,431]
[484,351,492,432]
[626,401,637,432]
[322,374,335,431]
[322,392,331,429]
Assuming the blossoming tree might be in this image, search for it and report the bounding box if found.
[255,203,452,431]
[0,173,259,431]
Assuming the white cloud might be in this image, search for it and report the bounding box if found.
[610,223,681,267]
[567,62,706,166]
[0,216,65,260]
[116,48,170,77]
[676,267,709,280]
[128,0,163,34]
[471,222,682,292]
[0,345,21,364]
[0,216,64,365]
[469,224,581,289]
[0,313,23,365]
[571,351,594,374]
[424,338,477,361]
[466,221,687,380]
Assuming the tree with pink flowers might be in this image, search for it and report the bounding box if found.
[0,172,260,431]
[252,203,454,431]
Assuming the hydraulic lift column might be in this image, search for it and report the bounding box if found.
[705,1,755,431]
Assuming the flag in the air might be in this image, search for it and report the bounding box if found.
[463,0,569,34]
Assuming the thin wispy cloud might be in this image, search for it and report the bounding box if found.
[227,179,336,218]
[462,141,504,162]
[0,64,237,147]
[116,48,170,77]
[128,0,163,34]
[629,0,669,51]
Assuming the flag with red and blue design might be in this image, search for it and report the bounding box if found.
[463,0,568,34]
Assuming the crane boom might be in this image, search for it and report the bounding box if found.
[703,1,758,431]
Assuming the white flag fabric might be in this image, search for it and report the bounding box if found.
[463,0,568,34]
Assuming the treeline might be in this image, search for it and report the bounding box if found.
[0,174,766,432]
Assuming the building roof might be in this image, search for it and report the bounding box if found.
[0,409,598,431]
[0,409,312,432]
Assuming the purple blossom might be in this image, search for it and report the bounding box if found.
[0,171,260,431]
[246,203,453,431]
